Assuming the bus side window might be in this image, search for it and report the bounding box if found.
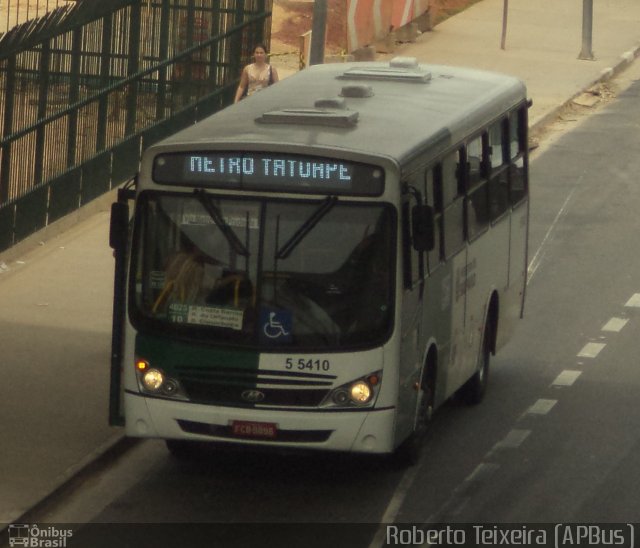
[487,118,510,220]
[509,106,528,205]
[465,134,490,239]
[425,166,443,271]
[441,151,465,259]
[402,175,424,289]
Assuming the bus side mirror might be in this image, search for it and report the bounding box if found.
[109,201,130,251]
[411,204,435,252]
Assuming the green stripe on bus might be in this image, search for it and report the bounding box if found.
[135,333,259,376]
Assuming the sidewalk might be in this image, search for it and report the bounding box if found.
[385,0,640,129]
[1,0,639,529]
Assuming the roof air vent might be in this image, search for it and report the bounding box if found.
[258,108,358,128]
[314,97,346,109]
[389,56,419,69]
[339,58,431,83]
[340,84,374,98]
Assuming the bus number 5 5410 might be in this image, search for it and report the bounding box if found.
[286,358,331,372]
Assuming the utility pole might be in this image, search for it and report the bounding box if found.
[500,0,508,50]
[578,0,594,60]
[309,0,328,65]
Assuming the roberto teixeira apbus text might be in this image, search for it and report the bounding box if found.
[385,524,634,546]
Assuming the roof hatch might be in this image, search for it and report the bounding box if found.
[340,56,431,83]
[257,106,359,128]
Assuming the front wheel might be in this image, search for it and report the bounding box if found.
[165,439,200,460]
[390,377,434,468]
[459,325,491,405]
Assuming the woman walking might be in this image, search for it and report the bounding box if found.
[234,43,279,103]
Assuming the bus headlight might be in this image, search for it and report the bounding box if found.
[350,381,372,404]
[142,368,164,392]
[322,372,381,408]
[135,359,186,399]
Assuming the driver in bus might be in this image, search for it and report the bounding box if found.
[152,242,205,312]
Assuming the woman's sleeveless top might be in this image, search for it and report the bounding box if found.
[246,63,272,97]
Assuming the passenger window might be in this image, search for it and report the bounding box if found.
[488,120,506,168]
[509,111,523,160]
[510,158,527,205]
[441,151,465,258]
[402,196,423,289]
[509,107,528,206]
[488,119,510,220]
[467,135,484,188]
[466,135,490,239]
[424,167,443,271]
[488,169,510,220]
[441,152,462,204]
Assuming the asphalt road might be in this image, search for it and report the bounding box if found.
[7,65,640,548]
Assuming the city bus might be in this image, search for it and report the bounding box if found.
[109,57,529,463]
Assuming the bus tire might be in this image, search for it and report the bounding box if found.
[391,362,435,468]
[460,323,491,405]
[166,439,198,460]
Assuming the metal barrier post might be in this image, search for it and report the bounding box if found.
[34,40,51,186]
[309,0,327,65]
[500,0,508,50]
[299,30,312,69]
[0,57,16,204]
[578,0,594,60]
[96,12,112,153]
[67,27,82,169]
[125,1,142,136]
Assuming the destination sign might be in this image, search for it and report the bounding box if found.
[152,152,384,196]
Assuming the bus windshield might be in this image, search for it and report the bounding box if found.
[131,192,395,349]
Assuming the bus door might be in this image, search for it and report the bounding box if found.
[464,132,505,361]
[398,191,425,437]
[487,104,528,349]
[508,107,529,308]
[441,151,471,391]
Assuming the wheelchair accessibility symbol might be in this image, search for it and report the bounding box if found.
[264,312,289,338]
[260,308,292,342]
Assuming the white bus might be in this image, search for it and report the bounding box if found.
[109,57,529,463]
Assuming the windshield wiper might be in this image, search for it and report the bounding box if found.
[276,196,338,259]
[194,189,250,257]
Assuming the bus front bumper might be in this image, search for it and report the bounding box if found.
[124,392,397,455]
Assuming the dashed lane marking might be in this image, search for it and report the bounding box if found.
[491,429,531,451]
[624,293,640,308]
[577,342,606,358]
[525,399,557,416]
[552,370,582,386]
[371,293,633,542]
[602,317,629,332]
[465,462,501,483]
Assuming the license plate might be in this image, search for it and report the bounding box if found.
[231,420,277,439]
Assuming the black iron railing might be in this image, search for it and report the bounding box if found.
[0,0,271,252]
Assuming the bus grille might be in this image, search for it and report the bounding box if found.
[174,366,336,408]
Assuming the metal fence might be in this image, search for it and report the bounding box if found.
[0,0,76,35]
[0,0,272,252]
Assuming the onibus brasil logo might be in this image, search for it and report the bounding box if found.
[8,524,73,547]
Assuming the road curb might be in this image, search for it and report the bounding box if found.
[0,434,134,533]
[530,43,640,133]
